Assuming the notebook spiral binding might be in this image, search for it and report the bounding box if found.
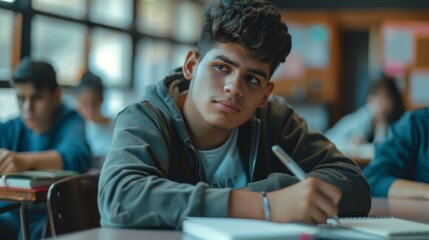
[340,216,394,220]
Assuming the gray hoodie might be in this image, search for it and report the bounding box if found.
[98,70,371,230]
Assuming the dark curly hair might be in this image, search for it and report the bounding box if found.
[197,0,292,77]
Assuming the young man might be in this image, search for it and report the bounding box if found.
[364,108,429,199]
[0,58,92,239]
[98,0,371,229]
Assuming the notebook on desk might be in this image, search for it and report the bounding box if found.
[338,216,429,240]
[183,216,429,240]
[0,170,77,189]
[183,217,318,240]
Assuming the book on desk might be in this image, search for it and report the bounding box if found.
[0,170,77,189]
[0,186,49,201]
[183,216,429,240]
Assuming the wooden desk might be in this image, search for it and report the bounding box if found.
[54,228,183,240]
[0,187,49,240]
[337,143,374,167]
[54,197,429,240]
[370,197,429,224]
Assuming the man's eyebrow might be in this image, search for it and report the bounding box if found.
[214,55,268,80]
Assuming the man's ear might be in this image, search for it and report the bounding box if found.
[258,82,274,107]
[182,50,199,81]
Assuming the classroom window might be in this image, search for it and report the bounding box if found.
[172,0,202,42]
[136,0,172,37]
[135,39,173,92]
[89,0,133,28]
[171,44,193,68]
[0,0,204,91]
[0,9,14,80]
[89,27,132,88]
[0,88,18,121]
[32,15,87,86]
[32,0,87,19]
[134,39,193,93]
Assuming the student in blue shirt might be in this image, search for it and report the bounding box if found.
[0,57,92,239]
[364,108,429,199]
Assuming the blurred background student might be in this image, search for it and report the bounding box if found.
[76,71,113,168]
[325,75,405,160]
[364,107,429,199]
[0,57,91,240]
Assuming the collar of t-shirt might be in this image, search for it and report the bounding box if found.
[197,128,247,189]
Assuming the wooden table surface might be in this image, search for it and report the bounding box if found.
[370,197,429,224]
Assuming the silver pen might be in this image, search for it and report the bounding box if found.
[271,145,341,226]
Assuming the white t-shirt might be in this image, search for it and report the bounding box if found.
[197,129,247,189]
[86,120,114,159]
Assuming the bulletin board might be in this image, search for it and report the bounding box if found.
[381,22,429,108]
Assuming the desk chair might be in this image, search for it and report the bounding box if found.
[46,171,100,237]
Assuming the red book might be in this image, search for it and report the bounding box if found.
[0,186,49,202]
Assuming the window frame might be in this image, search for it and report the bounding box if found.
[0,0,204,89]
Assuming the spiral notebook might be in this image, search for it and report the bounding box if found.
[338,216,429,240]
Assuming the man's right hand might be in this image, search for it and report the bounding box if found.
[228,177,341,224]
[268,177,341,224]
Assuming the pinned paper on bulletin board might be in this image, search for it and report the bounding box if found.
[272,56,306,80]
[382,22,429,76]
[272,23,330,80]
[409,70,429,106]
[383,28,414,67]
[303,24,330,68]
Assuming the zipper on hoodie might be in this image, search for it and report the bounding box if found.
[186,140,206,182]
[248,119,261,182]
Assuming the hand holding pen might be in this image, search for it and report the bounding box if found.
[269,145,342,225]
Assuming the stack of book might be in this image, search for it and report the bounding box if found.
[0,170,77,201]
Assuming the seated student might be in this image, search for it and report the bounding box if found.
[325,75,405,159]
[0,58,92,239]
[98,0,371,229]
[364,108,429,199]
[76,71,114,168]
